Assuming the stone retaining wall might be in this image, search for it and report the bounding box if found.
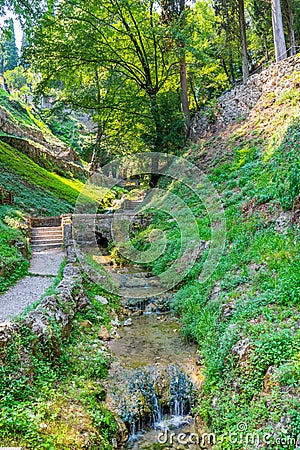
[0,259,89,362]
[0,134,86,179]
[191,54,300,139]
[72,213,151,245]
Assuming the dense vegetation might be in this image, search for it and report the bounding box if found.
[0,206,29,293]
[1,0,300,163]
[0,271,119,449]
[0,0,299,448]
[137,77,300,447]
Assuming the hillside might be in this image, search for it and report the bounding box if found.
[0,89,86,177]
[0,92,90,292]
[142,57,300,446]
[0,55,299,448]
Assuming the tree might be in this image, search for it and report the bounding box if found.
[0,18,18,73]
[271,0,287,61]
[250,0,273,63]
[282,0,297,55]
[213,0,240,84]
[238,0,249,82]
[28,0,186,170]
[161,0,191,136]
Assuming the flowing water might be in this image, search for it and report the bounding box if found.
[91,247,204,448]
[107,314,204,449]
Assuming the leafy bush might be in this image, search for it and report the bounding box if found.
[0,213,29,293]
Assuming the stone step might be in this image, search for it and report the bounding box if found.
[31,228,62,233]
[30,224,63,251]
[31,226,62,233]
[31,238,63,245]
[31,242,63,251]
[31,233,62,239]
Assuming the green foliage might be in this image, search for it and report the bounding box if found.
[28,0,189,157]
[0,169,74,216]
[41,109,92,160]
[0,87,35,127]
[0,19,18,73]
[138,89,300,441]
[0,141,84,206]
[0,207,29,293]
[0,277,118,449]
[4,66,34,94]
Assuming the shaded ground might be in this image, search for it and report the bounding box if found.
[0,249,65,322]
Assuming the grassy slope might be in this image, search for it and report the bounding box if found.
[0,141,84,214]
[0,88,73,150]
[0,208,29,293]
[145,71,300,446]
[0,91,89,292]
[0,135,86,292]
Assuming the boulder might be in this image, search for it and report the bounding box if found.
[123,318,133,327]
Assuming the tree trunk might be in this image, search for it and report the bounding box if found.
[149,92,163,187]
[286,0,297,55]
[179,58,191,137]
[225,24,235,84]
[189,75,200,111]
[238,0,249,83]
[263,34,270,61]
[220,56,231,84]
[271,0,287,61]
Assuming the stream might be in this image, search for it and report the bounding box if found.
[106,310,203,449]
[91,246,204,448]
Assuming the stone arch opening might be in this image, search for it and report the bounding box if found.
[95,231,109,249]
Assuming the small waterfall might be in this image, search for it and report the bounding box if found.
[129,369,162,427]
[112,364,196,442]
[169,365,195,419]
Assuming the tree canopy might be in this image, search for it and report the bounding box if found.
[1,0,299,164]
[0,18,18,72]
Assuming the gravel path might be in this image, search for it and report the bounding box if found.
[0,249,65,322]
[29,249,65,276]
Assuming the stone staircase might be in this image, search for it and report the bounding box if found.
[30,226,63,252]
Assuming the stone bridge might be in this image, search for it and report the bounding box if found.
[62,212,150,249]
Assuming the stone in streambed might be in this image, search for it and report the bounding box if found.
[123,318,133,326]
[79,320,93,329]
[98,325,111,341]
[111,317,122,327]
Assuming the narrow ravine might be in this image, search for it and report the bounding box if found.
[105,297,204,449]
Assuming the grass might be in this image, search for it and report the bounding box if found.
[0,277,119,449]
[0,141,85,205]
[130,78,300,446]
[0,88,72,150]
[0,207,30,292]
